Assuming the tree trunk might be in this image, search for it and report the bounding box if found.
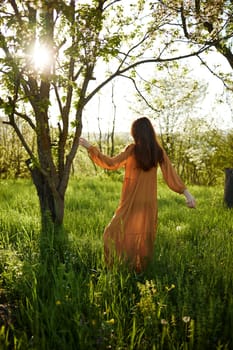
[26,159,67,262]
[26,160,64,224]
[224,168,233,208]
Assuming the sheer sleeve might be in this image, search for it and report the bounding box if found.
[159,149,186,194]
[88,144,134,170]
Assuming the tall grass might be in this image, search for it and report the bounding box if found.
[0,176,232,349]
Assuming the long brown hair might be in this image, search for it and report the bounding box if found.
[131,117,164,171]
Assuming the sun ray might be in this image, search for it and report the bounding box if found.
[32,41,52,73]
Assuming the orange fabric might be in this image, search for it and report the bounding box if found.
[88,144,186,272]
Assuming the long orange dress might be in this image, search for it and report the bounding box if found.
[88,144,186,272]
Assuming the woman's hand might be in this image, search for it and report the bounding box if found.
[79,137,91,149]
[183,189,196,208]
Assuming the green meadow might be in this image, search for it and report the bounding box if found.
[0,174,233,349]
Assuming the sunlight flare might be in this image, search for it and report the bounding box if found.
[32,41,53,72]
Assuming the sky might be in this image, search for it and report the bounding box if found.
[71,2,233,136]
[81,50,233,136]
[1,50,231,135]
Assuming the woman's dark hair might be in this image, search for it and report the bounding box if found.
[131,117,164,171]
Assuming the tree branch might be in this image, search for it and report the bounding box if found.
[213,39,233,70]
[53,83,63,116]
[103,0,122,12]
[9,0,22,23]
[85,44,211,105]
[4,118,35,159]
[197,54,232,90]
[180,4,190,39]
[73,66,83,81]
[116,31,153,70]
[14,110,36,130]
[120,74,161,113]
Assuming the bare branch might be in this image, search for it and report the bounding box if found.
[103,0,122,12]
[4,115,35,159]
[85,44,211,105]
[117,31,153,70]
[14,111,36,130]
[73,66,83,81]
[195,0,200,14]
[180,4,190,39]
[197,55,232,90]
[215,45,233,69]
[53,83,63,116]
[121,74,161,114]
[9,0,22,22]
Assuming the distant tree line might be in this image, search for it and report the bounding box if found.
[161,119,233,186]
[0,118,33,178]
[1,118,232,186]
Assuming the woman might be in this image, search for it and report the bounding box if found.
[79,117,196,273]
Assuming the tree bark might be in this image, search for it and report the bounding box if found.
[26,159,69,263]
[26,159,64,228]
[224,168,233,208]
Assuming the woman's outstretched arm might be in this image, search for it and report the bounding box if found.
[79,137,133,170]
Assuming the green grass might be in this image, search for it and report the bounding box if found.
[0,176,233,349]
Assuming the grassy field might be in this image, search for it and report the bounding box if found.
[0,174,233,349]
